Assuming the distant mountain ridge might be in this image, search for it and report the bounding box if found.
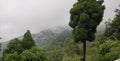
[32,26,72,49]
[0,26,72,56]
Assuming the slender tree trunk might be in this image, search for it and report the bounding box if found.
[83,41,86,61]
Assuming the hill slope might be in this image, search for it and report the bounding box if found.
[0,27,72,56]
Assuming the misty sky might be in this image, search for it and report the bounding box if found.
[0,0,120,42]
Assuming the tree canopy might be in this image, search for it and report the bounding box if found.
[105,10,120,40]
[2,30,47,61]
[22,30,35,50]
[69,0,105,61]
[69,0,105,42]
[3,38,23,56]
[20,47,47,61]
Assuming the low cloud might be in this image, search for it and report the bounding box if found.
[0,0,120,42]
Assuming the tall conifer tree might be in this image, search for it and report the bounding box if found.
[69,0,105,61]
[22,30,35,50]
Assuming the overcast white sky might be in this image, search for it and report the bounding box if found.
[0,0,120,42]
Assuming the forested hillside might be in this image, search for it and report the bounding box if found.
[0,0,120,61]
[1,10,120,60]
[0,27,72,56]
[32,27,72,49]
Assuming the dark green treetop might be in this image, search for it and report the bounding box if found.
[3,38,23,56]
[69,0,105,42]
[20,46,48,61]
[22,30,35,50]
[4,52,21,61]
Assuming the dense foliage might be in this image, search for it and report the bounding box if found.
[105,10,120,40]
[3,38,23,56]
[22,30,35,50]
[69,0,105,42]
[1,31,47,61]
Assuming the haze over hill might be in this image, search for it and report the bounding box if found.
[0,0,120,42]
[0,27,72,56]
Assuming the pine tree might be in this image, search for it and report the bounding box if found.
[22,30,35,50]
